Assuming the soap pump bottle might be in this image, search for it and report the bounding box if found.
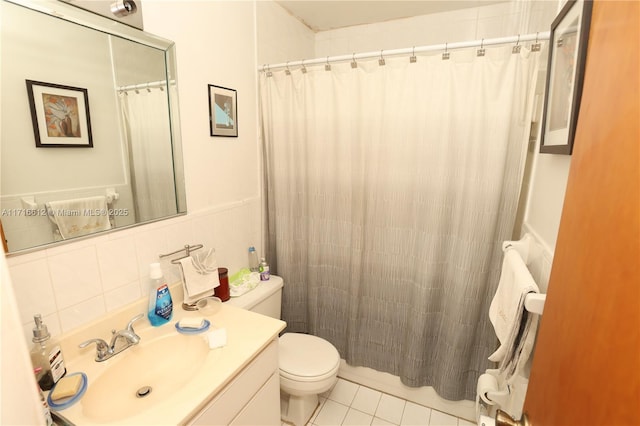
[30,314,66,391]
[147,262,173,326]
[259,257,270,281]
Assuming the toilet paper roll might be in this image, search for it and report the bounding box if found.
[477,373,500,405]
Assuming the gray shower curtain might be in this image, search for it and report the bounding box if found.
[259,46,539,401]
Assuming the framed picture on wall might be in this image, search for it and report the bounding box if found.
[208,84,238,137]
[539,0,593,155]
[25,80,93,148]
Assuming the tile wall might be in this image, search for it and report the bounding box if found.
[8,197,261,344]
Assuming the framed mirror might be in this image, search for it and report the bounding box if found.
[0,0,186,254]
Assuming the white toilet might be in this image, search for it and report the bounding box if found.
[226,275,340,426]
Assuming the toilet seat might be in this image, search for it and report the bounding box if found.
[279,333,340,382]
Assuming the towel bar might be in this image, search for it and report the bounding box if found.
[159,244,204,263]
[524,293,545,315]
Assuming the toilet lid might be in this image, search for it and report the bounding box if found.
[279,333,340,378]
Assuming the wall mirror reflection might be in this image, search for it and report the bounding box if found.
[0,0,186,254]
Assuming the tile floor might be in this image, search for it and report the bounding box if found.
[293,378,475,426]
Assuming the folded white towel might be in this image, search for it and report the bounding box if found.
[178,250,220,304]
[488,248,540,382]
[45,196,111,239]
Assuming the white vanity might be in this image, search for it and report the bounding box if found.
[54,285,285,425]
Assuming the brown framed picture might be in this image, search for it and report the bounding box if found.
[26,80,93,147]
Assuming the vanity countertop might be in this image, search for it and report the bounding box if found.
[51,286,286,425]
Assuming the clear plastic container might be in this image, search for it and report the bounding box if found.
[248,247,259,272]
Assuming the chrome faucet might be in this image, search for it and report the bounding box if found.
[79,314,144,362]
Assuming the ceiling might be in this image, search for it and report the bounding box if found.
[275,0,508,32]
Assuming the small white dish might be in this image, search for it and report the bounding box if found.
[175,319,211,335]
[196,296,222,315]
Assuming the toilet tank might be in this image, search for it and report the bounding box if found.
[225,275,283,319]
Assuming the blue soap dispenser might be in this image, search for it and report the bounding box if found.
[147,262,173,326]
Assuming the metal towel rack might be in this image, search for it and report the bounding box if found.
[159,244,204,264]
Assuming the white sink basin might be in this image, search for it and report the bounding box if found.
[80,331,210,422]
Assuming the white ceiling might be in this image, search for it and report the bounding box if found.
[275,0,508,32]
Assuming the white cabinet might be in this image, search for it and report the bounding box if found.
[188,338,280,426]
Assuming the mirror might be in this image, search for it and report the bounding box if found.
[0,0,186,254]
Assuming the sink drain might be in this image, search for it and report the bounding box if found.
[136,386,152,398]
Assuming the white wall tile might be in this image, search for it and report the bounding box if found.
[165,217,196,253]
[8,199,260,340]
[96,236,139,291]
[134,227,169,278]
[48,246,102,310]
[9,259,57,324]
[58,296,106,333]
[104,280,142,312]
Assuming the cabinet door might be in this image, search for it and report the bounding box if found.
[189,340,279,425]
[230,372,280,426]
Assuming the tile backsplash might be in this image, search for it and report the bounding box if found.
[7,197,262,345]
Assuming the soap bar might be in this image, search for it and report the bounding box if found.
[50,374,82,401]
[178,317,205,329]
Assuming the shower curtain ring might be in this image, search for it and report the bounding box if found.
[325,56,331,71]
[477,38,486,57]
[531,32,541,52]
[512,34,522,54]
[265,64,273,77]
[378,50,386,66]
[285,61,291,75]
[351,53,358,69]
[410,46,417,63]
[146,82,151,92]
[301,59,307,74]
[442,42,450,60]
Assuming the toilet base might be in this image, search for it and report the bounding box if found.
[281,391,319,426]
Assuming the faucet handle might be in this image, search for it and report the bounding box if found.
[79,338,110,359]
[126,313,145,332]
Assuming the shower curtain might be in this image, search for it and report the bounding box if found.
[259,46,539,401]
[121,89,177,222]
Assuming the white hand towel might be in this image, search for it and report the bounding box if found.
[178,253,220,304]
[45,196,111,239]
[488,248,540,381]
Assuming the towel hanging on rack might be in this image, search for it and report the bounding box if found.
[178,248,220,304]
[45,196,111,239]
[488,247,540,382]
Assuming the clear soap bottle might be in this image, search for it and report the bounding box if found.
[30,314,66,391]
[248,246,259,272]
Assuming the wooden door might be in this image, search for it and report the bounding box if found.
[523,1,639,425]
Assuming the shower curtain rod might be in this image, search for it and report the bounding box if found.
[259,31,550,72]
[117,79,176,92]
